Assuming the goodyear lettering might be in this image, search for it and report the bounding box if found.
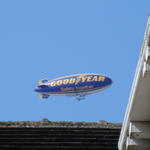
[50,81,56,87]
[75,76,82,85]
[92,76,98,81]
[87,76,92,82]
[69,78,76,84]
[56,80,63,86]
[98,76,105,81]
[63,79,69,85]
[81,76,86,82]
[49,75,106,87]
[75,75,87,84]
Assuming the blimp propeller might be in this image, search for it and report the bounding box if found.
[35,73,112,101]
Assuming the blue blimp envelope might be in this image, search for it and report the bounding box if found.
[35,73,112,100]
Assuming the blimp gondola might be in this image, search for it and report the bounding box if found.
[34,73,112,100]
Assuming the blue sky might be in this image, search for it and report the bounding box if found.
[0,0,149,122]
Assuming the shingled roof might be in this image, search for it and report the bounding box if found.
[0,119,121,150]
[0,119,121,128]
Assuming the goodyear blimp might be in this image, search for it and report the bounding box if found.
[35,73,112,100]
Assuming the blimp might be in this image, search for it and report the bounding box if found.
[35,73,112,100]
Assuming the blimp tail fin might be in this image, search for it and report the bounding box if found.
[38,78,49,86]
[39,94,49,99]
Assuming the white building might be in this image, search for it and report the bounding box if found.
[118,16,150,150]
